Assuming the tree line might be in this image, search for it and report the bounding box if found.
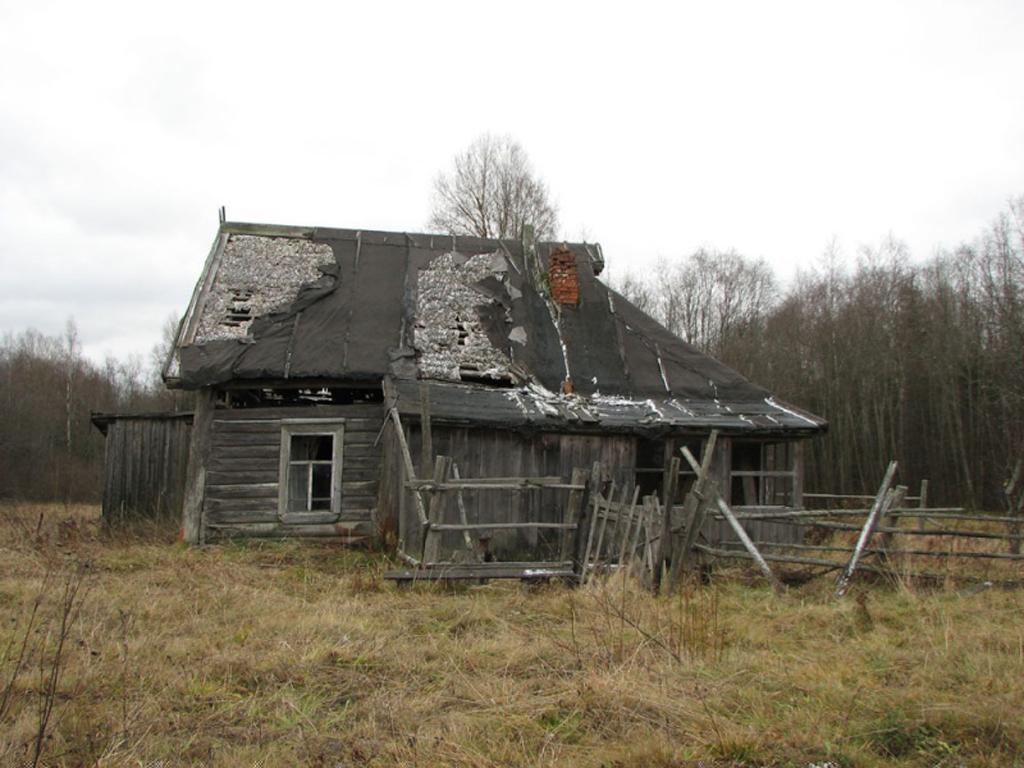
[3,125,1019,513]
[612,197,1024,509]
[427,135,1020,508]
[0,318,188,503]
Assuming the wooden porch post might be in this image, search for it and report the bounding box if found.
[792,441,805,509]
[181,388,215,545]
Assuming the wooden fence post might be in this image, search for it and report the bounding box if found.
[562,467,587,564]
[579,463,604,583]
[572,464,600,575]
[451,463,477,560]
[792,441,805,509]
[835,460,898,597]
[181,389,215,545]
[389,409,429,563]
[1006,460,1022,556]
[652,456,681,592]
[617,486,641,566]
[422,455,451,564]
[715,495,784,594]
[591,480,619,578]
[419,381,432,478]
[667,431,719,592]
[917,478,929,530]
[879,484,907,569]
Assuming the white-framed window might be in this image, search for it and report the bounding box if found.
[278,420,345,519]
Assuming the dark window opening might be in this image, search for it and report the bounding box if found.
[634,438,664,498]
[454,316,469,346]
[287,433,334,513]
[222,288,255,327]
[457,367,515,386]
[634,437,704,503]
[673,437,704,502]
[226,386,384,408]
[730,440,795,506]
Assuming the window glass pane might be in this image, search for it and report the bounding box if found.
[290,434,333,461]
[310,464,332,510]
[288,464,309,512]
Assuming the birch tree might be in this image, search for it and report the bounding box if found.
[428,134,559,241]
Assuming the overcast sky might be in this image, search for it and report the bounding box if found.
[2,0,1022,366]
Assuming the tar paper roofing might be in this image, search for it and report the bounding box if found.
[166,221,826,435]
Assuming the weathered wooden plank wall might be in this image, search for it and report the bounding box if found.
[376,417,404,548]
[202,404,385,540]
[101,415,193,524]
[387,425,637,560]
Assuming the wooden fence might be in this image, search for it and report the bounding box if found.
[384,409,586,582]
[692,453,1024,596]
[384,417,1023,595]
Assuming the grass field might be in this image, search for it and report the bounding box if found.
[1,503,1022,767]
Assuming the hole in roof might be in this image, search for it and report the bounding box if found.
[222,288,255,327]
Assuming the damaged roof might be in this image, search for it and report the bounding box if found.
[390,379,824,436]
[166,220,826,434]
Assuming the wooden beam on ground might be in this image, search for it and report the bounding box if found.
[406,478,580,491]
[430,522,578,531]
[695,543,845,571]
[384,563,575,582]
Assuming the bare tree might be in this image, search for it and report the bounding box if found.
[606,270,657,315]
[428,134,559,240]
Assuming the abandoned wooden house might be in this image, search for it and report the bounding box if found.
[144,217,828,563]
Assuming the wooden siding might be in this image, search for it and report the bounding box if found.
[388,426,636,559]
[700,518,803,549]
[202,404,385,540]
[380,424,808,559]
[101,415,192,524]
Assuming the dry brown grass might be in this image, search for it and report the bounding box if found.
[1,503,1022,767]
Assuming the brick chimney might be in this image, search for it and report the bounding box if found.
[548,246,579,306]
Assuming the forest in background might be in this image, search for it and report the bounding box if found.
[614,196,1023,509]
[0,319,190,502]
[1,198,1020,509]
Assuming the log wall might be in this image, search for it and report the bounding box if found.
[202,404,385,541]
